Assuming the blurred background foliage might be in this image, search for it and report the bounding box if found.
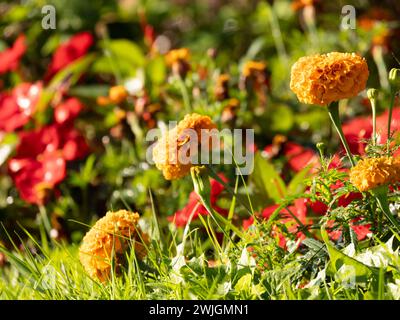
[0,0,399,245]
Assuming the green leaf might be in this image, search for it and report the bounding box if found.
[302,238,327,253]
[48,54,96,89]
[252,152,286,202]
[234,273,252,292]
[321,226,376,282]
[103,40,145,66]
[93,39,145,78]
[287,165,311,195]
[146,56,166,85]
[0,133,18,166]
[269,104,294,133]
[69,85,109,99]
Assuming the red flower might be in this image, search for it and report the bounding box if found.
[9,152,66,205]
[0,82,42,132]
[342,116,372,155]
[58,124,89,161]
[242,216,255,230]
[307,198,328,215]
[327,219,371,241]
[376,107,400,143]
[306,181,362,215]
[264,141,319,173]
[45,32,93,81]
[54,97,83,124]
[0,35,27,75]
[8,123,89,204]
[169,175,228,227]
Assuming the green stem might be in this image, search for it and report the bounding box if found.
[371,98,377,146]
[176,75,192,113]
[372,186,400,233]
[267,2,288,64]
[387,92,396,154]
[327,102,355,166]
[372,46,389,90]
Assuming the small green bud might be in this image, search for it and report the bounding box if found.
[316,142,325,152]
[367,88,378,100]
[389,68,400,87]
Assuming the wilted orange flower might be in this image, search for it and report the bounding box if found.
[79,210,148,282]
[221,98,240,123]
[349,156,400,192]
[215,74,230,101]
[242,61,266,78]
[290,52,369,105]
[165,48,190,66]
[165,48,191,77]
[152,113,216,180]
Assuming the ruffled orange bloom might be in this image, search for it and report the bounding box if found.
[79,210,148,282]
[290,52,369,105]
[152,113,217,180]
[349,156,400,192]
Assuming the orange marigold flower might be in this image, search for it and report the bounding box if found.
[290,52,369,105]
[79,210,148,282]
[349,156,400,192]
[242,61,266,78]
[152,113,217,180]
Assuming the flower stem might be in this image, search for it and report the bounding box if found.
[371,98,377,146]
[372,186,400,233]
[176,74,192,113]
[327,102,355,166]
[387,91,396,154]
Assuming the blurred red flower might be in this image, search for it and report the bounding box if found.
[8,123,89,204]
[55,97,84,125]
[0,35,27,75]
[376,107,400,143]
[342,116,372,155]
[45,32,93,81]
[341,107,400,155]
[0,82,42,132]
[169,174,228,227]
[9,152,66,205]
[264,141,319,173]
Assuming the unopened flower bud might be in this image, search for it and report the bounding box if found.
[389,68,400,88]
[367,88,378,101]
